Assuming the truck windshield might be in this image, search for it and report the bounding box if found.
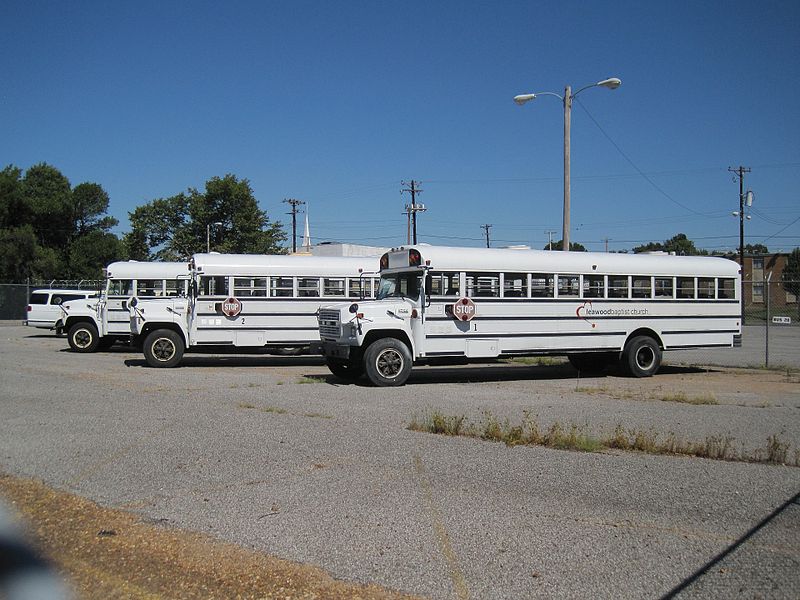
[376,272,422,301]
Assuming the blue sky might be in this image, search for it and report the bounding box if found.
[2,0,799,252]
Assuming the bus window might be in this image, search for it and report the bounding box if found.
[531,274,554,298]
[583,275,605,298]
[199,276,228,297]
[608,276,628,298]
[698,278,715,299]
[270,277,293,297]
[348,277,371,298]
[655,277,674,298]
[108,279,133,296]
[718,278,735,299]
[298,278,320,297]
[324,278,346,297]
[466,273,499,297]
[165,279,187,297]
[234,277,267,297]
[677,277,695,299]
[632,276,652,299]
[137,279,162,297]
[503,273,527,297]
[557,275,579,298]
[429,272,461,296]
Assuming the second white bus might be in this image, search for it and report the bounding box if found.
[130,253,379,367]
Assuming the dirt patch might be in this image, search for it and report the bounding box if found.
[0,473,418,599]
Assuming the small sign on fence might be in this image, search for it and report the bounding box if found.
[772,316,792,325]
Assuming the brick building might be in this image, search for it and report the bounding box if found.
[739,253,798,309]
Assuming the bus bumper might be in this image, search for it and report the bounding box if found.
[322,341,351,360]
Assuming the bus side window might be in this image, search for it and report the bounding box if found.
[583,275,605,298]
[200,276,229,297]
[632,276,652,299]
[677,277,695,299]
[698,277,715,299]
[324,278,346,297]
[270,277,293,297]
[503,273,527,297]
[608,276,628,298]
[557,275,579,297]
[717,278,735,299]
[654,277,674,298]
[466,273,499,297]
[298,278,320,297]
[430,272,460,296]
[531,274,554,298]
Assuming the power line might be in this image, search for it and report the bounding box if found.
[481,224,492,248]
[282,198,305,253]
[401,180,426,244]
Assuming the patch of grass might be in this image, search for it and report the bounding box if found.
[408,410,799,467]
[237,402,257,410]
[261,406,288,414]
[295,377,318,385]
[303,412,333,419]
[658,391,718,405]
[506,356,566,367]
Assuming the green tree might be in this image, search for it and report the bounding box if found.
[22,163,72,249]
[544,240,586,252]
[633,233,706,256]
[744,243,769,255]
[126,174,286,260]
[783,248,800,318]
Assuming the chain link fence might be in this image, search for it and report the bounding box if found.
[0,280,103,320]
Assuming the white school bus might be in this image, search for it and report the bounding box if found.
[60,261,188,352]
[318,245,742,386]
[130,253,379,367]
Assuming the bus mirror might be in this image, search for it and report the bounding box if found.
[349,303,359,314]
[128,297,138,309]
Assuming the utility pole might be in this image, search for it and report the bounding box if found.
[603,237,611,253]
[728,165,751,324]
[545,230,557,251]
[481,224,492,248]
[401,180,426,244]
[283,198,305,253]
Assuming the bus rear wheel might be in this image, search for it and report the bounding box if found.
[143,329,184,368]
[364,338,412,387]
[68,322,100,353]
[622,336,661,377]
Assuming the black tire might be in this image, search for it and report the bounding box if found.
[142,329,184,368]
[55,322,65,337]
[326,358,364,381]
[68,322,100,353]
[568,352,615,374]
[622,336,661,377]
[363,338,412,387]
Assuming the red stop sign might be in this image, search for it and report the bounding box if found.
[221,297,242,317]
[452,297,476,321]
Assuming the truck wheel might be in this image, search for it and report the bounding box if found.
[326,358,364,381]
[143,329,184,368]
[68,322,100,353]
[622,336,661,377]
[364,338,412,387]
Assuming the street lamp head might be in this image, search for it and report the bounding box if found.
[513,93,536,105]
[596,77,622,89]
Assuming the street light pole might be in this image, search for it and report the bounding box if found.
[515,77,621,251]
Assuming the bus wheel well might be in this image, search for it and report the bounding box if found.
[140,323,186,345]
[362,330,412,355]
[64,316,95,330]
[624,328,663,350]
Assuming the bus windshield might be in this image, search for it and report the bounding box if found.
[376,272,422,301]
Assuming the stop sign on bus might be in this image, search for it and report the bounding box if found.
[221,297,242,318]
[452,297,476,321]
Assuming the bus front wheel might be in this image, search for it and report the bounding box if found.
[622,336,661,377]
[68,322,100,353]
[143,329,184,368]
[364,339,412,387]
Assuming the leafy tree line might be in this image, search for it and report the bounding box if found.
[0,163,286,281]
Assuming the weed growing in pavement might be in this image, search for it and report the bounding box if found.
[296,377,318,384]
[408,410,799,466]
[659,391,718,405]
[505,356,566,367]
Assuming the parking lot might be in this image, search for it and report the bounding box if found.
[1,323,799,598]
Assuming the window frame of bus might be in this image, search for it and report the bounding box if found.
[697,277,715,300]
[654,276,674,299]
[556,274,580,298]
[323,277,346,297]
[502,273,528,298]
[136,279,164,297]
[297,277,321,297]
[108,279,133,296]
[198,275,229,297]
[428,272,461,297]
[677,277,695,299]
[632,276,652,299]
[466,272,500,298]
[717,277,736,300]
[582,274,606,299]
[270,276,294,298]
[233,277,268,297]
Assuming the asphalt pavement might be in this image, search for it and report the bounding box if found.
[1,324,798,599]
